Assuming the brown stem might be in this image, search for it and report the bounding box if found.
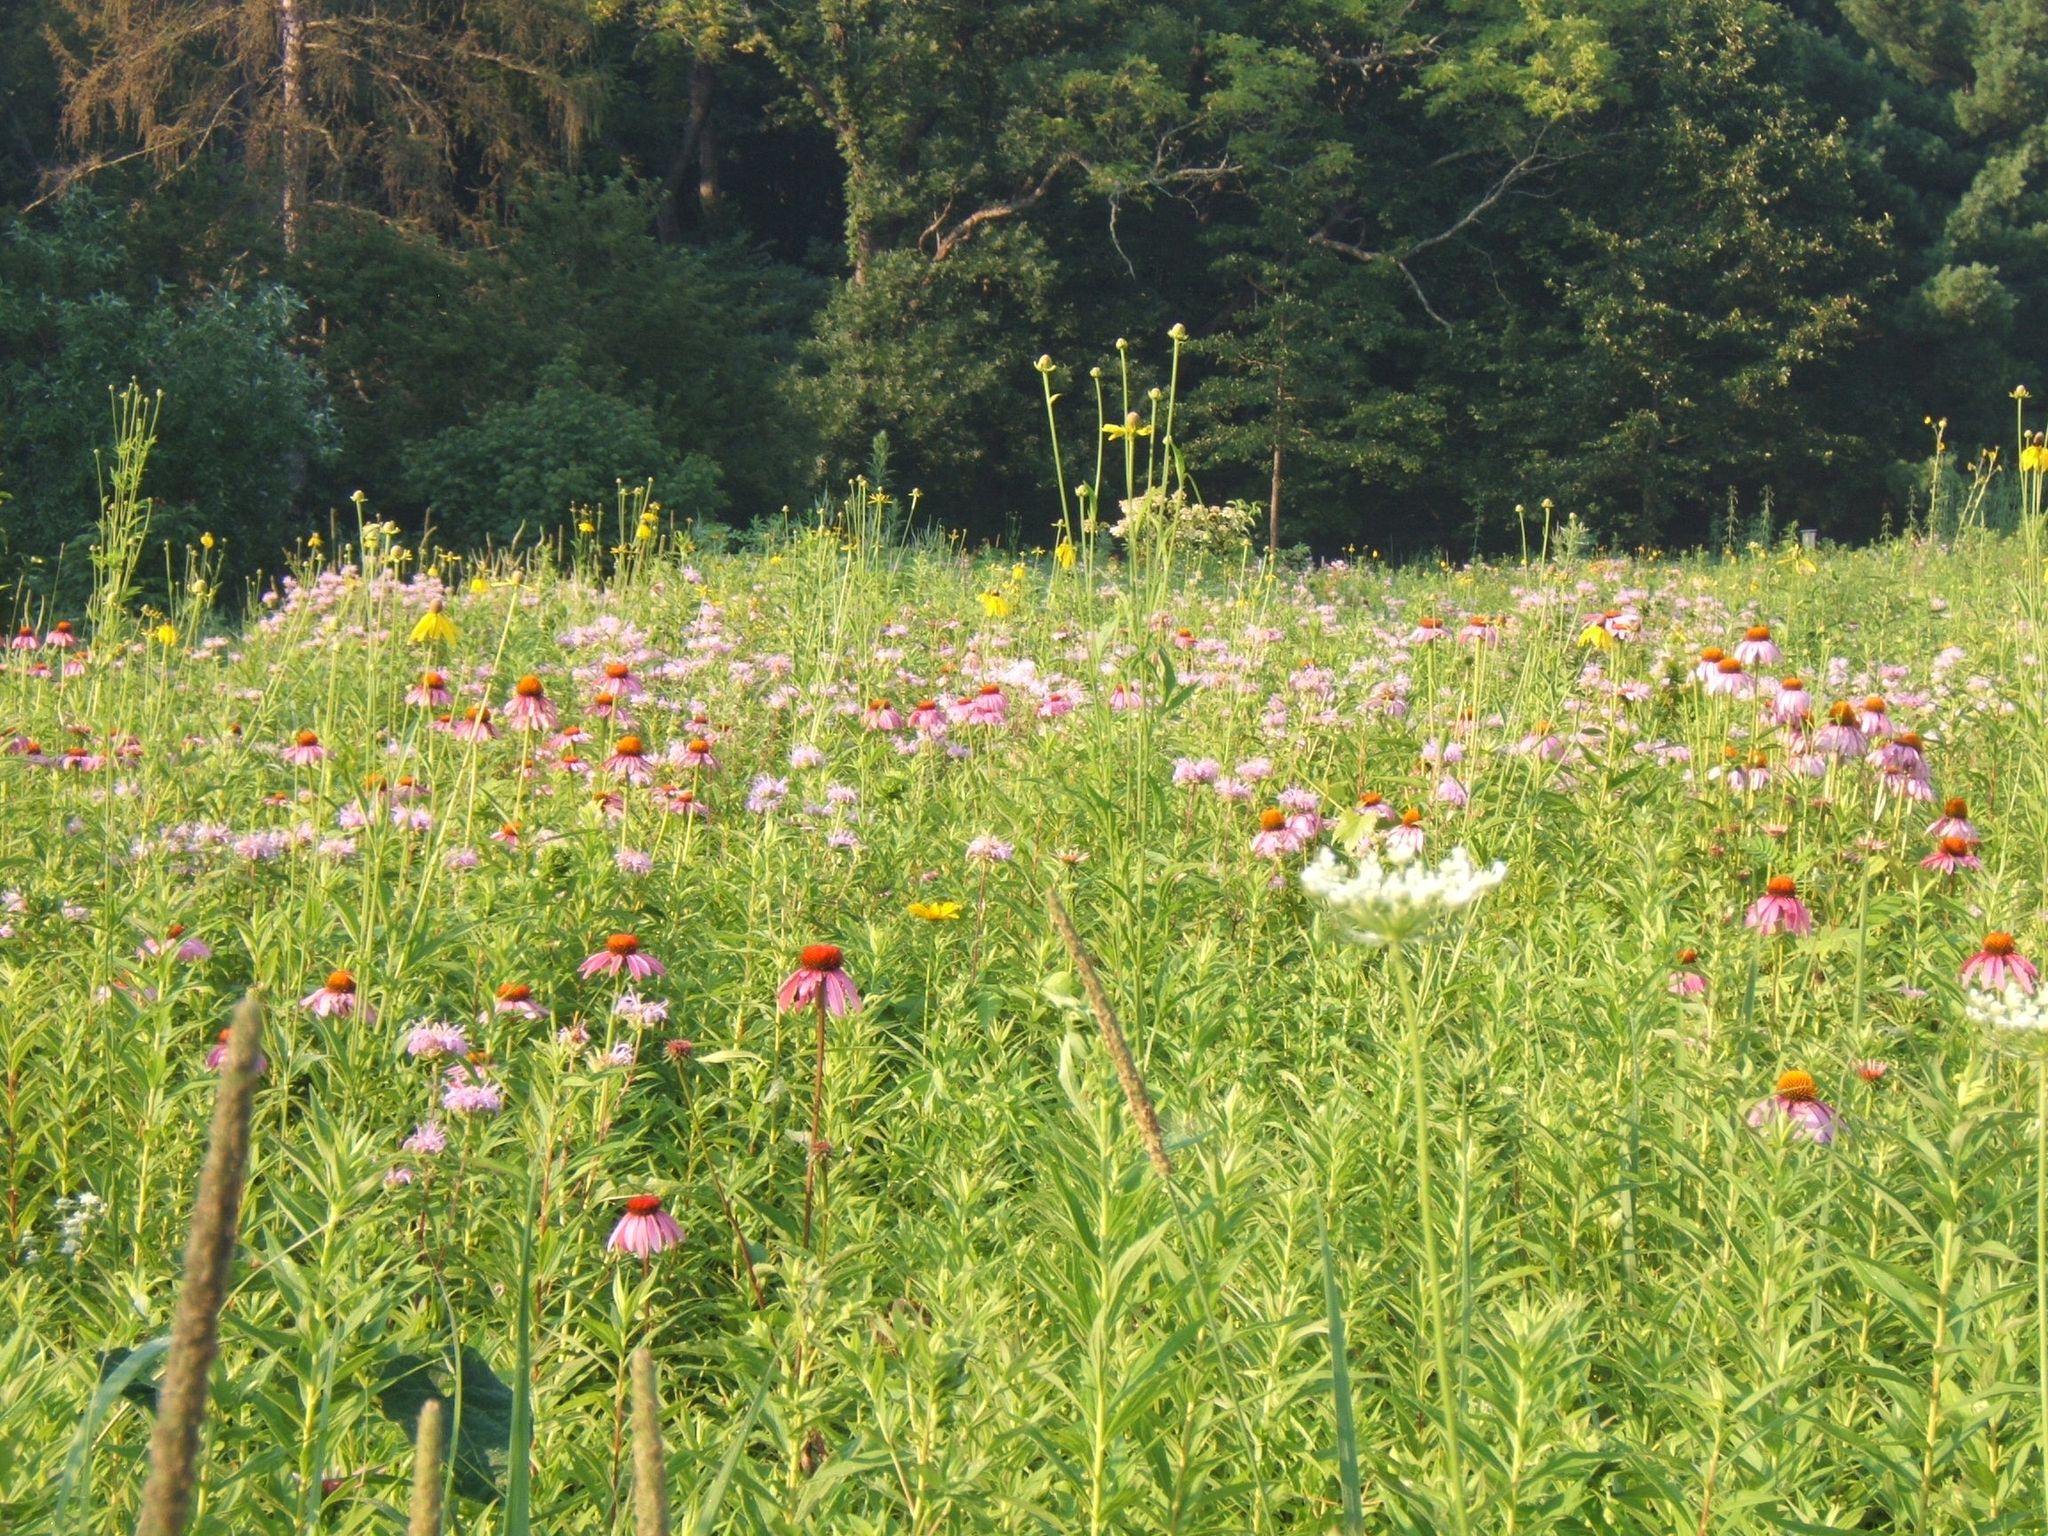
[135,993,265,1536]
[1044,888,1171,1179]
[405,1398,444,1536]
[631,1347,671,1535]
[801,993,828,1249]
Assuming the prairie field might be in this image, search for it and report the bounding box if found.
[5,518,2048,1535]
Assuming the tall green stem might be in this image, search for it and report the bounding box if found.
[1394,946,1469,1536]
[2036,1058,2047,1534]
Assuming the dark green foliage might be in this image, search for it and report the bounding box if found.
[6,0,2048,569]
[377,1346,517,1504]
[0,196,334,603]
[404,359,722,545]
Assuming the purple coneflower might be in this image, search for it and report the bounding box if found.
[1745,876,1813,937]
[302,969,373,1020]
[503,675,558,731]
[1747,1070,1838,1144]
[281,730,328,767]
[1733,625,1781,667]
[608,1194,684,1259]
[778,944,861,1016]
[581,933,665,981]
[1963,932,2038,994]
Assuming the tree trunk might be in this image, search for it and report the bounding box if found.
[1268,440,1283,559]
[654,57,715,244]
[278,0,306,254]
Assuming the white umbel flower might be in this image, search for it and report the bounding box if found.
[1967,982,2048,1035]
[1300,844,1507,947]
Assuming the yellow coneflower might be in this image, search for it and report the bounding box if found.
[907,900,963,922]
[409,600,458,647]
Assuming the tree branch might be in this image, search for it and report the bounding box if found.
[923,153,1081,264]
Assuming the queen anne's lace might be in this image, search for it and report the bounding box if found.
[1967,982,2048,1034]
[1300,844,1507,947]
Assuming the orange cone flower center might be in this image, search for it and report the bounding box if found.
[625,1195,663,1215]
[1775,1070,1817,1102]
[1766,876,1797,897]
[1984,932,2016,956]
[801,943,843,971]
[606,934,640,955]
[326,970,355,992]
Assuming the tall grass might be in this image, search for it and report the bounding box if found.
[0,478,2045,1533]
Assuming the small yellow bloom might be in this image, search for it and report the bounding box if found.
[635,524,655,542]
[578,520,596,535]
[410,602,458,646]
[978,591,1011,618]
[468,576,489,595]
[1103,412,1152,443]
[152,623,178,646]
[1575,621,1614,651]
[908,900,963,922]
[1054,539,1077,570]
[307,532,323,549]
[200,532,215,550]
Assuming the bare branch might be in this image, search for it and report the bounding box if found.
[924,153,1081,264]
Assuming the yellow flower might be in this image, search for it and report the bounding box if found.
[1010,562,1026,584]
[1103,412,1152,442]
[908,900,963,922]
[1575,621,1613,651]
[578,520,596,535]
[468,576,489,595]
[978,591,1011,618]
[307,532,322,549]
[635,524,655,542]
[1054,539,1077,570]
[199,532,215,550]
[410,602,458,646]
[152,623,178,646]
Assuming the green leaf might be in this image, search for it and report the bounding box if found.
[55,1335,171,1532]
[377,1346,515,1504]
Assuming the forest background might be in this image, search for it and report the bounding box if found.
[1,0,2042,596]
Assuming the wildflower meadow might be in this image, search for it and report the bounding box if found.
[8,459,2048,1534]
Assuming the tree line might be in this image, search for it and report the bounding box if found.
[0,0,2042,593]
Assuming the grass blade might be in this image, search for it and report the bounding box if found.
[691,1349,776,1536]
[505,1173,536,1535]
[54,1335,171,1532]
[1321,1212,1365,1535]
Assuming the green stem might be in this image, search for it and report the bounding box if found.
[1395,945,1469,1536]
[2037,1058,2047,1534]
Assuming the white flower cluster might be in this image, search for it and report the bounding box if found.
[1300,844,1508,947]
[1110,488,1258,555]
[1966,983,2048,1035]
[55,1190,105,1259]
